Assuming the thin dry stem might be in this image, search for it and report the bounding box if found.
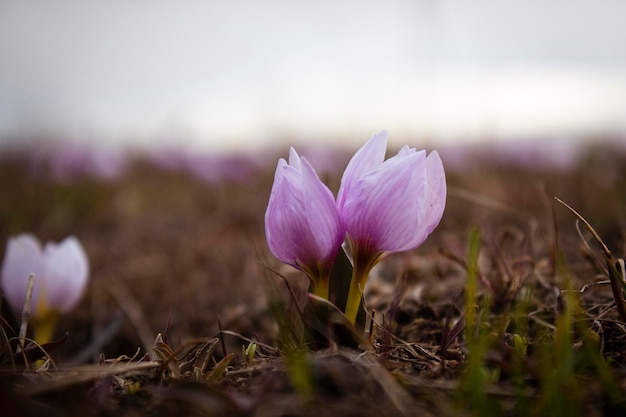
[554,197,626,323]
[554,197,612,257]
[18,273,36,360]
[110,281,154,359]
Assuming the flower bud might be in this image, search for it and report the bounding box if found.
[1,234,89,318]
[338,131,446,322]
[338,130,446,261]
[265,148,345,298]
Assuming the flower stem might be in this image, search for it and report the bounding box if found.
[344,272,366,324]
[344,247,384,324]
[33,311,59,346]
[312,273,330,300]
[344,255,376,324]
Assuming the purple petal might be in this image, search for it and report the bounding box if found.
[396,145,416,157]
[265,161,297,265]
[417,151,447,238]
[337,130,388,209]
[42,236,89,314]
[288,147,302,170]
[343,151,429,253]
[272,158,288,182]
[1,234,89,316]
[1,234,44,313]
[300,157,344,262]
[265,153,344,271]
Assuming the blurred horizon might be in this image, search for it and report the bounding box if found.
[1,1,626,153]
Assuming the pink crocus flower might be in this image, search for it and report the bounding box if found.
[1,234,89,343]
[265,148,345,299]
[337,131,446,322]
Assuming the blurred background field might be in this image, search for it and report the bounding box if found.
[1,138,625,360]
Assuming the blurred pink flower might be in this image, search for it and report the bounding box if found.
[185,152,264,183]
[1,234,89,318]
[265,148,345,298]
[29,142,128,182]
[148,146,264,184]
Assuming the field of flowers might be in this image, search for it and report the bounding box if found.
[1,136,626,416]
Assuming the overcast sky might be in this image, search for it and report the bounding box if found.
[1,0,626,151]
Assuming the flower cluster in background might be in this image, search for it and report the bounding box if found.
[264,131,447,323]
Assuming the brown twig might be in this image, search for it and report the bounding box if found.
[554,197,626,323]
[110,281,155,359]
[18,274,36,362]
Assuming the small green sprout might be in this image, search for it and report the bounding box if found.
[512,333,527,358]
[243,342,257,366]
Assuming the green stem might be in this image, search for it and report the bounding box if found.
[344,267,368,324]
[33,311,59,346]
[312,272,330,300]
[344,249,381,324]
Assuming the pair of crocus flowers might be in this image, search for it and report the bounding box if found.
[1,234,89,344]
[265,131,446,323]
